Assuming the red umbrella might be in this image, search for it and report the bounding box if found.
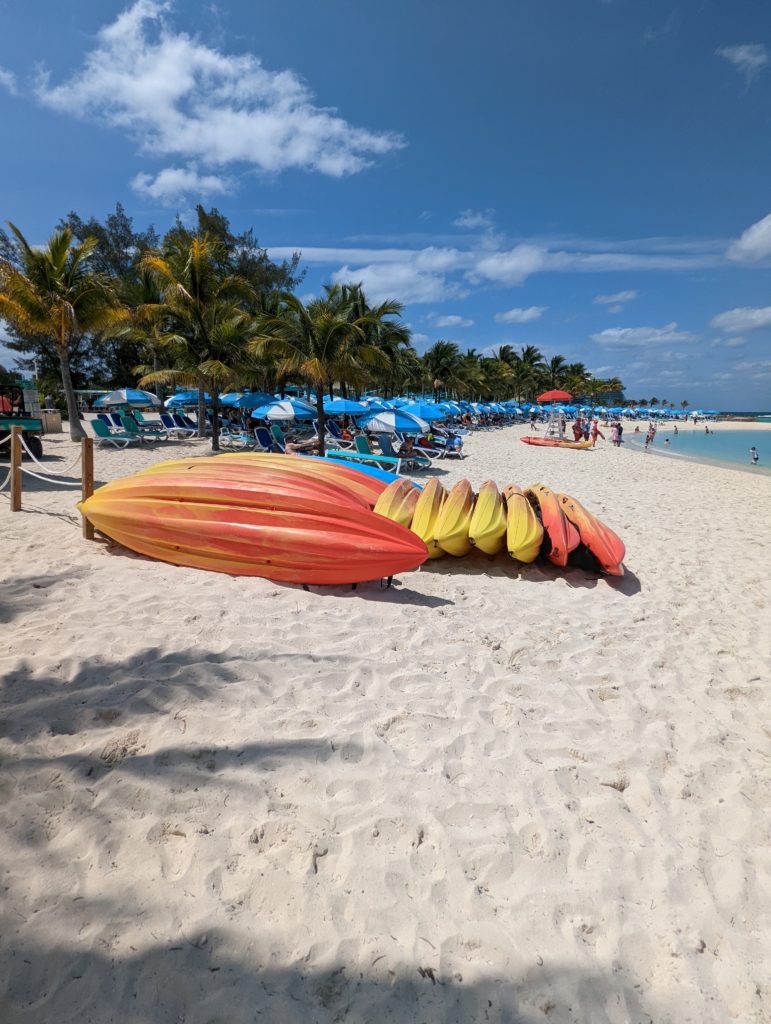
[537,389,573,403]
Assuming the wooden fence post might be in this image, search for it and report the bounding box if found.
[81,437,94,540]
[10,425,22,512]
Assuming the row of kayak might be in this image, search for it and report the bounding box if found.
[374,478,624,575]
[78,453,624,584]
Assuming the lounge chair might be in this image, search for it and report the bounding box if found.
[255,426,282,452]
[119,414,166,442]
[327,448,402,474]
[96,413,114,428]
[134,410,166,434]
[377,432,433,470]
[160,413,196,438]
[220,425,259,449]
[91,418,142,449]
[172,413,201,435]
[324,420,354,449]
[270,424,288,453]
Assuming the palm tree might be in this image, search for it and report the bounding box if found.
[138,235,252,449]
[681,399,689,411]
[545,355,567,389]
[422,340,463,399]
[0,224,122,440]
[250,293,387,456]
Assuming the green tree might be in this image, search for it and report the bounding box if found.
[250,293,387,456]
[0,224,123,440]
[138,234,253,450]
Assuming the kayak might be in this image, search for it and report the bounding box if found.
[373,478,420,528]
[79,467,428,584]
[502,484,544,563]
[410,478,446,558]
[435,479,475,556]
[525,483,580,567]
[468,480,507,555]
[559,493,625,576]
[520,437,592,449]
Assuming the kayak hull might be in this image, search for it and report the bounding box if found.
[435,479,475,556]
[520,437,592,450]
[410,478,446,559]
[559,493,625,576]
[526,483,581,567]
[503,484,544,563]
[468,480,507,554]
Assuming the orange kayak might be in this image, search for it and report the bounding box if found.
[525,483,581,567]
[78,469,428,584]
[520,437,592,450]
[559,493,625,576]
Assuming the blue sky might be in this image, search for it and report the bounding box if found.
[2,0,771,408]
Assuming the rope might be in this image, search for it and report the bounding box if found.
[0,467,11,492]
[19,434,82,479]
[19,465,82,486]
[0,434,11,447]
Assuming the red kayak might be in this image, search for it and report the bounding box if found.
[559,493,625,576]
[521,437,592,450]
[525,484,581,567]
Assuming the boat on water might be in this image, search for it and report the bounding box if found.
[520,437,592,450]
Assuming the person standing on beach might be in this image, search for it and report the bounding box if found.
[611,422,620,446]
[591,419,604,447]
[750,447,759,465]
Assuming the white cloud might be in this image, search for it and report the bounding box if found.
[0,66,18,95]
[494,305,547,324]
[711,335,747,348]
[34,0,403,192]
[710,306,771,333]
[726,212,771,263]
[591,322,698,348]
[454,209,494,230]
[716,44,769,88]
[593,289,638,305]
[431,314,473,328]
[473,244,547,285]
[331,261,459,305]
[131,166,232,202]
[734,359,771,378]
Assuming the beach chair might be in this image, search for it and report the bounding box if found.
[376,432,433,470]
[172,413,201,435]
[327,448,402,474]
[220,425,259,449]
[119,414,165,442]
[91,418,142,449]
[255,428,282,452]
[160,413,196,437]
[108,413,124,428]
[270,424,288,453]
[134,410,166,434]
[325,420,354,449]
[96,413,114,428]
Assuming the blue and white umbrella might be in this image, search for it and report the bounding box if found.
[251,398,317,421]
[94,388,162,409]
[356,409,429,434]
[165,390,212,408]
[362,397,395,411]
[323,398,369,415]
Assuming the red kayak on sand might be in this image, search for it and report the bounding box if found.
[559,493,625,576]
[520,437,592,450]
[525,483,581,567]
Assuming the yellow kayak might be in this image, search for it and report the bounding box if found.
[468,480,507,554]
[373,478,420,527]
[410,478,446,558]
[503,484,544,563]
[435,479,475,556]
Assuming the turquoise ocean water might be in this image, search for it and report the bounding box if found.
[627,427,771,473]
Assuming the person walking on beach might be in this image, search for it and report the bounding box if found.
[611,422,620,447]
[750,446,759,466]
[590,419,604,447]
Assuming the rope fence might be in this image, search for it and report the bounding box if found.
[1,426,95,537]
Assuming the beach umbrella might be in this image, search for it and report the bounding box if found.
[251,398,317,421]
[165,390,211,408]
[323,398,369,415]
[95,388,162,409]
[363,397,395,411]
[537,389,572,403]
[401,401,447,421]
[219,391,273,409]
[356,409,429,433]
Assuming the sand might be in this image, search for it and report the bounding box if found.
[1,420,770,1023]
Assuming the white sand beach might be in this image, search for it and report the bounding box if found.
[1,422,770,1023]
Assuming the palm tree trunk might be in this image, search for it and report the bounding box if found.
[197,376,206,438]
[316,389,326,458]
[58,347,86,441]
[152,350,162,400]
[211,393,221,452]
